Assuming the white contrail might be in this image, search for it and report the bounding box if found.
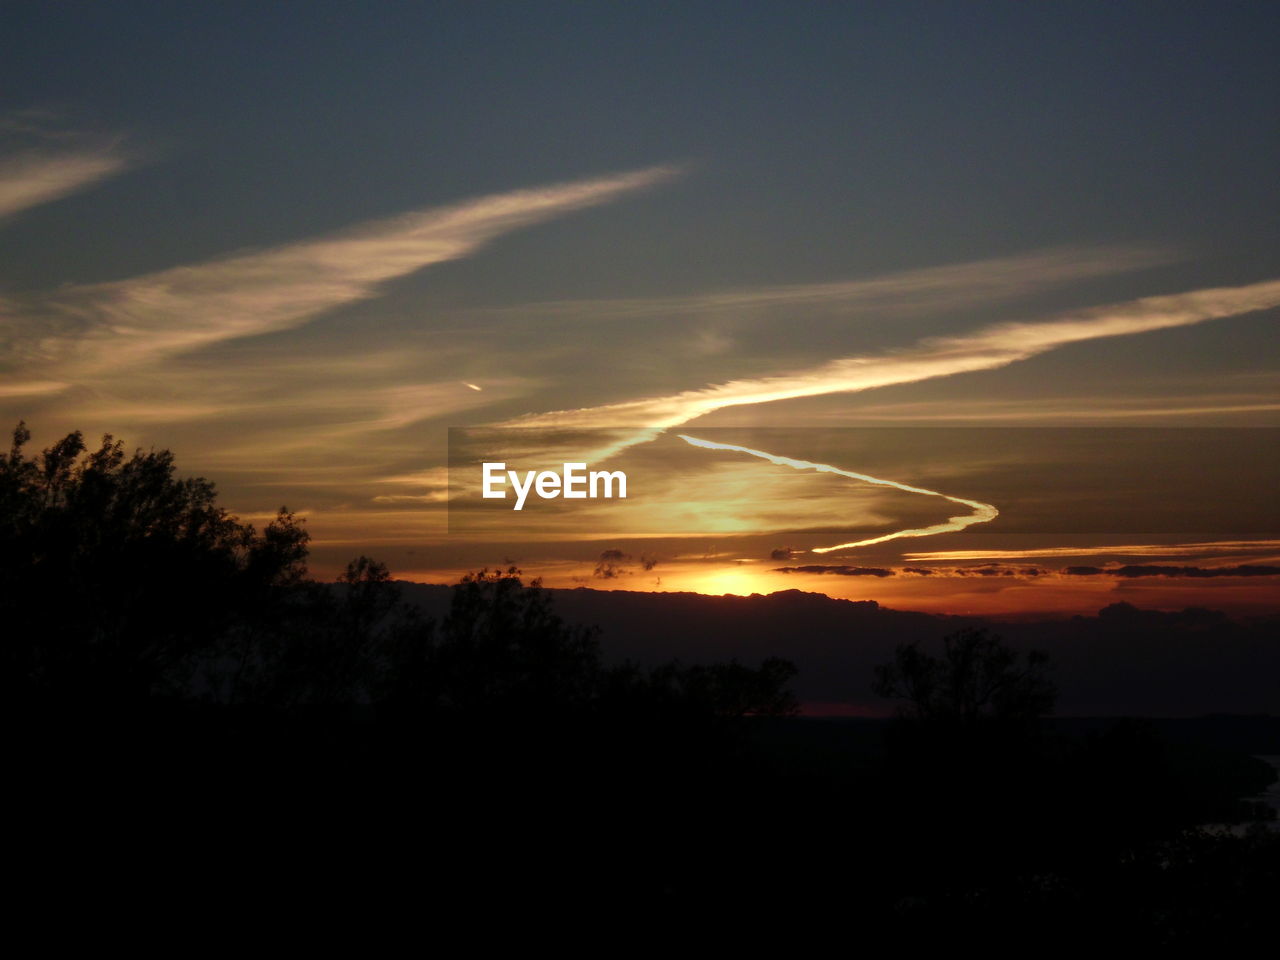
[485,276,1280,552]
[505,278,1280,443]
[678,434,998,552]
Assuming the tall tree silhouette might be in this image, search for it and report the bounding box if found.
[1,421,309,704]
[873,626,1056,726]
[870,627,1059,891]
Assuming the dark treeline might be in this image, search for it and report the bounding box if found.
[4,423,1277,944]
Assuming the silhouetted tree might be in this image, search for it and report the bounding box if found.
[377,566,799,721]
[373,566,601,716]
[873,626,1056,726]
[1,421,310,704]
[870,628,1059,888]
[219,554,408,708]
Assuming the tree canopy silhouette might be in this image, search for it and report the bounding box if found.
[379,565,799,723]
[1,421,309,704]
[2,422,799,729]
[873,626,1056,726]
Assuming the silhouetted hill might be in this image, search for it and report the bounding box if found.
[398,584,1280,717]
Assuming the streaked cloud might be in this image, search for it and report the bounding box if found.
[0,145,131,220]
[798,398,1280,423]
[1062,564,1280,578]
[79,377,520,433]
[0,378,67,398]
[4,164,681,378]
[679,433,998,552]
[906,540,1280,561]
[772,561,1280,579]
[467,245,1171,324]
[775,565,894,577]
[503,278,1280,446]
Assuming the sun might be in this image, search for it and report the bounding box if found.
[688,567,767,597]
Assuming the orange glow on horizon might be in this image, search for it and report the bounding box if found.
[387,560,1280,619]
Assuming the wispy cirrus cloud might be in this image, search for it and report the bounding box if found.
[1063,564,1280,578]
[502,277,1280,443]
[790,397,1280,423]
[0,112,134,220]
[0,146,131,221]
[3,164,681,383]
[0,378,69,398]
[78,375,529,432]
[906,540,1280,562]
[774,561,1280,579]
[467,245,1171,324]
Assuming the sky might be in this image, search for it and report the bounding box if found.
[3,2,1279,616]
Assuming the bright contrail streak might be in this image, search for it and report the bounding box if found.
[498,276,1279,551]
[507,278,1280,448]
[678,434,998,553]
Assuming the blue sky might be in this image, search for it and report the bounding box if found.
[7,2,1279,286]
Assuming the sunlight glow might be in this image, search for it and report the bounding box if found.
[677,434,999,553]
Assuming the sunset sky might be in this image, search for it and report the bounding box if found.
[3,2,1278,616]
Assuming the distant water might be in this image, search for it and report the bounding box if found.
[1206,755,1280,835]
[1252,755,1280,819]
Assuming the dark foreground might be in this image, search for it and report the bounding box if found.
[12,703,1277,947]
[5,427,1276,944]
